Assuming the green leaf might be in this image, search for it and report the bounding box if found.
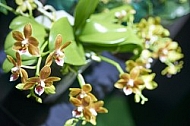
[4,16,46,62]
[44,85,56,94]
[0,0,8,15]
[49,17,86,65]
[74,0,99,35]
[2,58,14,73]
[79,20,143,53]
[85,95,135,126]
[91,5,133,23]
[79,20,129,45]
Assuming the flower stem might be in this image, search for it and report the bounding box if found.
[21,65,36,69]
[77,73,85,87]
[99,55,124,74]
[36,57,42,76]
[0,2,17,15]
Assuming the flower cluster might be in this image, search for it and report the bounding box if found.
[69,84,108,125]
[7,24,70,103]
[0,0,186,125]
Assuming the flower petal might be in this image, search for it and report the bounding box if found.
[130,67,140,79]
[10,73,19,81]
[23,82,35,90]
[120,73,130,80]
[55,34,62,50]
[28,77,40,82]
[114,82,125,89]
[123,87,133,95]
[70,97,82,107]
[69,88,81,96]
[55,58,64,66]
[45,77,60,82]
[28,43,40,55]
[12,31,24,41]
[82,84,92,93]
[20,68,28,83]
[7,55,16,66]
[24,24,32,38]
[35,85,44,96]
[28,36,39,46]
[45,52,54,66]
[60,41,71,50]
[16,52,21,66]
[13,42,22,51]
[40,66,51,79]
[88,93,97,102]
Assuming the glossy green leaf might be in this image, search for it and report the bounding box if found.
[0,0,8,15]
[74,0,99,35]
[79,20,143,53]
[91,5,133,23]
[79,20,128,44]
[4,16,46,61]
[49,17,86,65]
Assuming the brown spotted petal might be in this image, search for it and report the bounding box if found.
[13,42,22,51]
[70,97,82,107]
[114,81,125,89]
[28,43,40,55]
[23,82,35,90]
[87,93,97,102]
[55,34,62,50]
[45,77,60,82]
[12,31,24,41]
[40,66,51,80]
[24,24,32,38]
[7,55,16,66]
[60,41,71,50]
[16,52,22,66]
[69,88,81,97]
[28,77,40,83]
[20,68,28,83]
[28,37,39,46]
[83,107,92,121]
[93,101,108,113]
[45,52,54,66]
[82,84,92,93]
[130,67,140,80]
[120,73,130,80]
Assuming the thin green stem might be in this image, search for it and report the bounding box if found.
[35,57,42,76]
[0,2,17,14]
[21,65,36,69]
[77,73,85,87]
[99,55,124,74]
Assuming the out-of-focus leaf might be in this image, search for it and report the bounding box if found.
[79,20,143,53]
[49,17,86,65]
[0,0,8,15]
[91,5,133,23]
[85,95,135,126]
[74,0,99,35]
